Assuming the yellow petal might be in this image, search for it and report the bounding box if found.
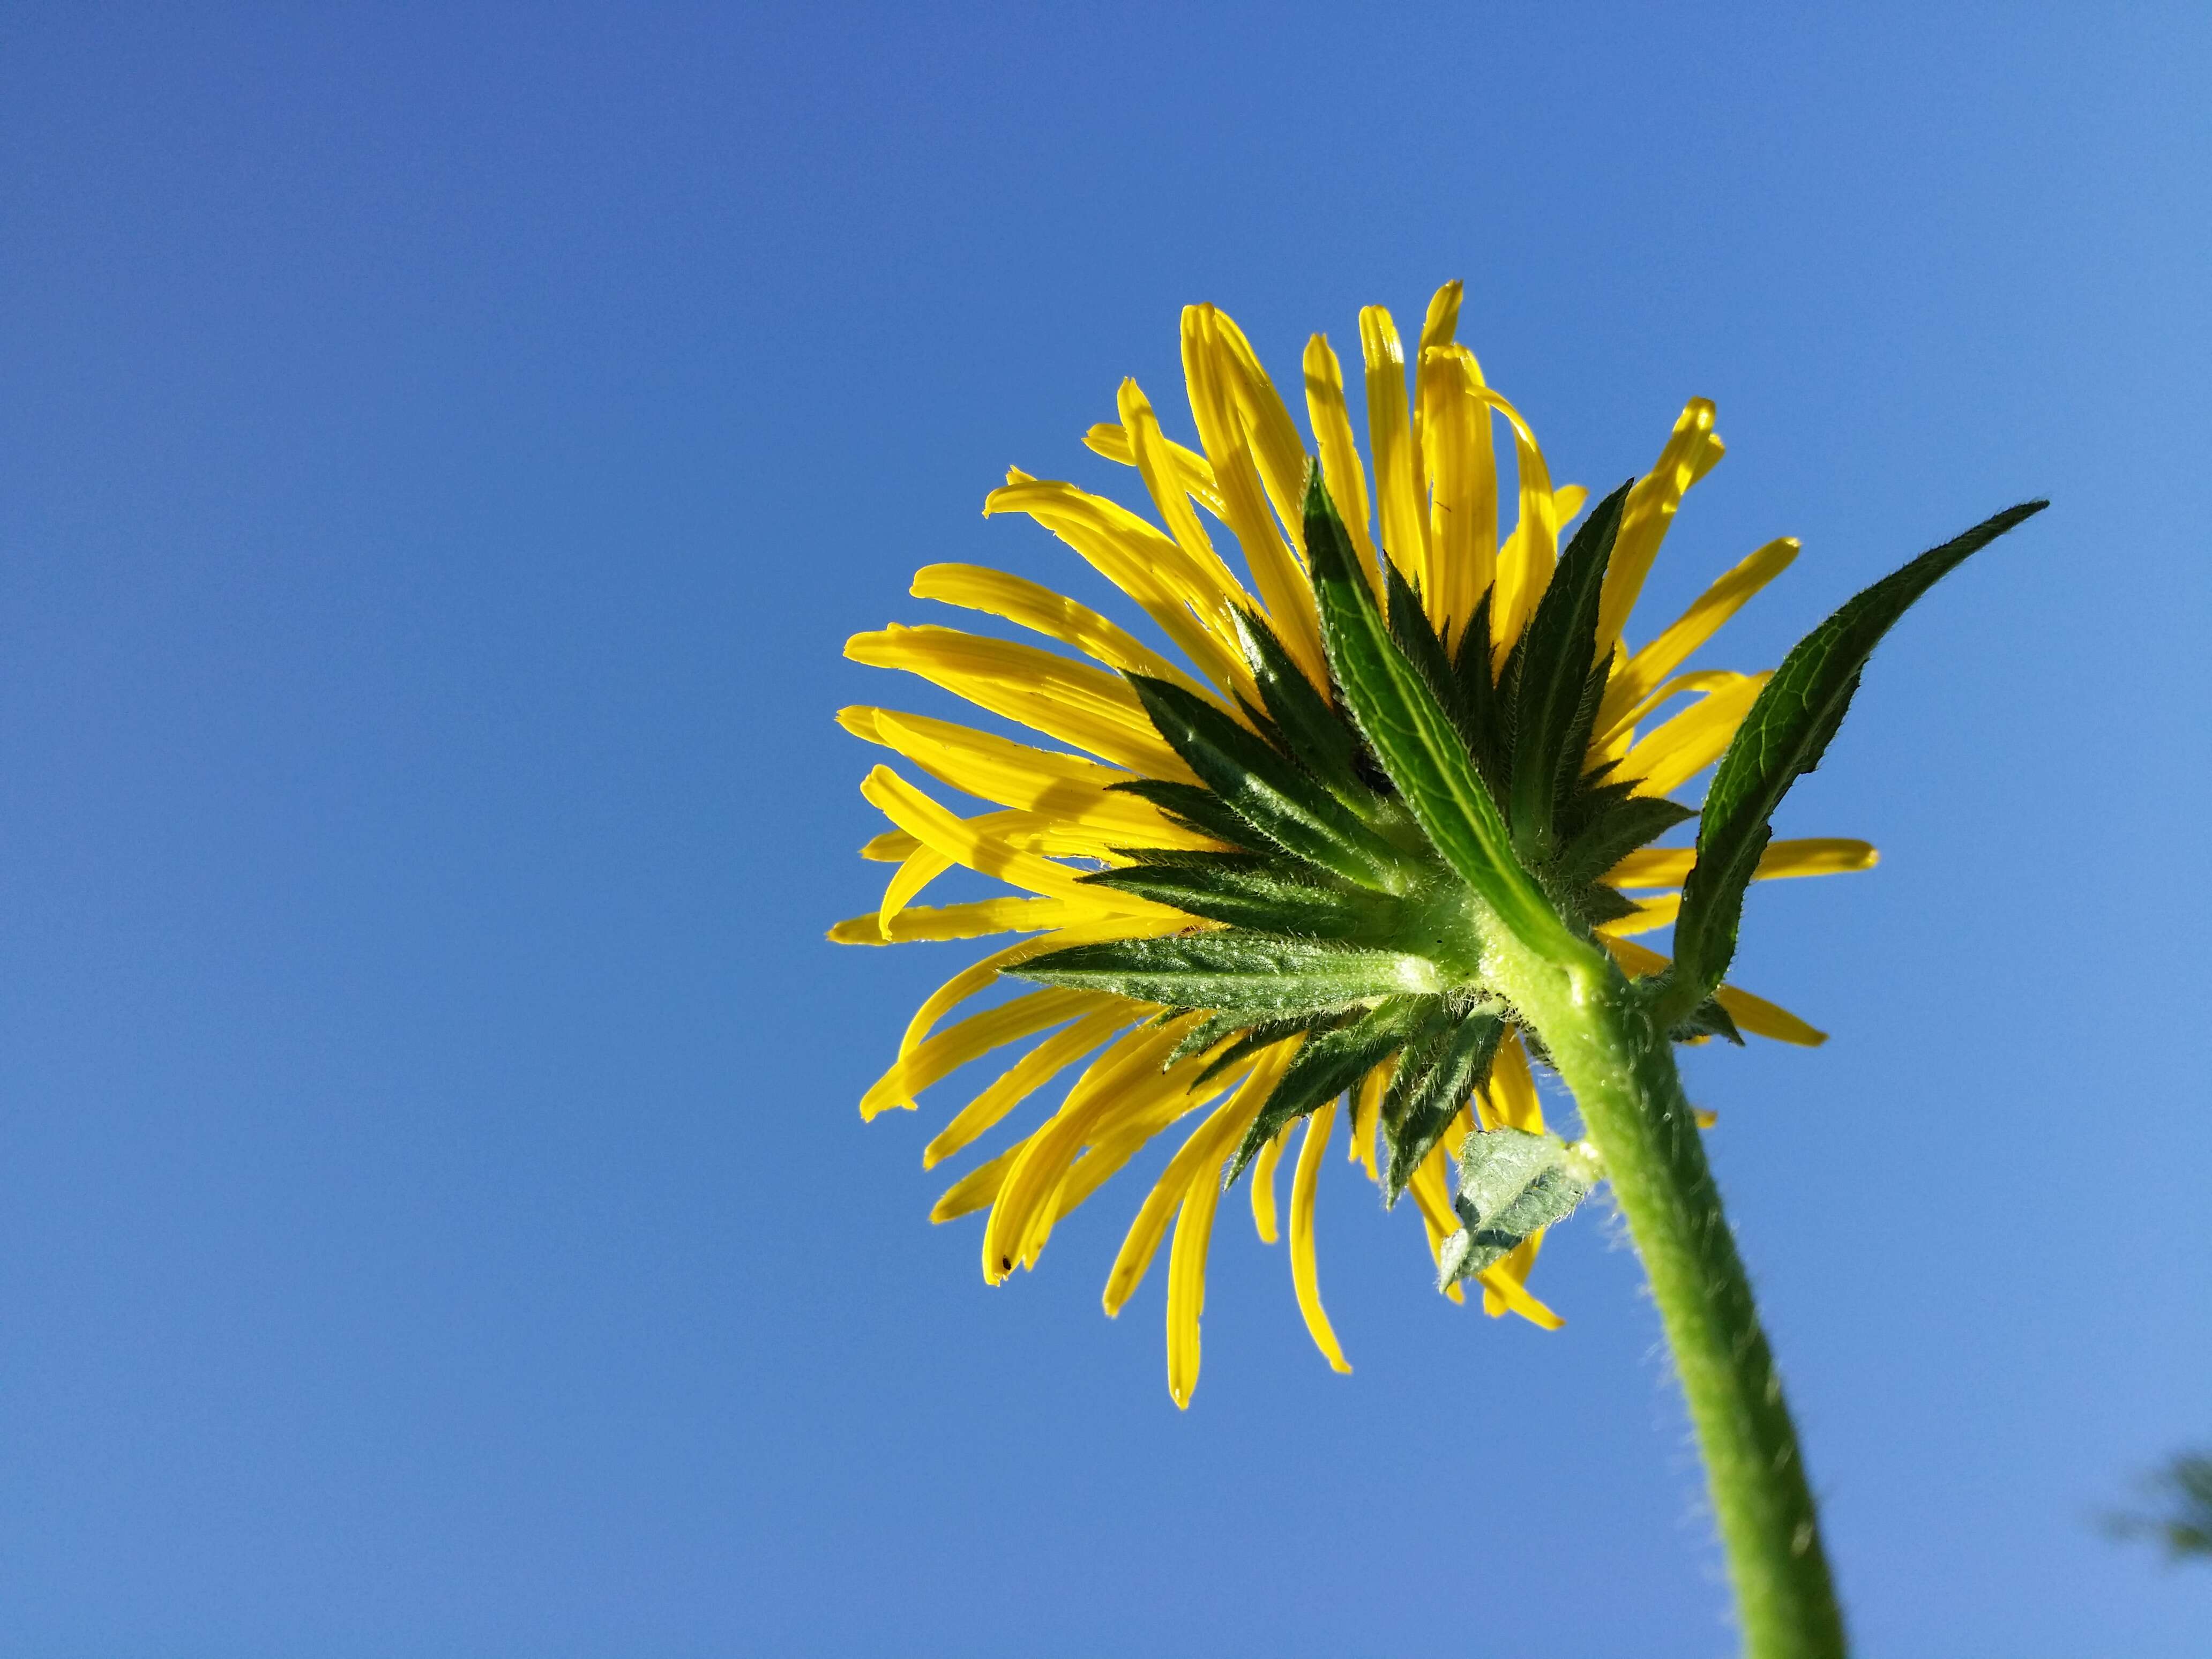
[1081,422,1224,517]
[1249,1121,1291,1244]
[1620,672,1769,797]
[1210,308,1316,555]
[910,563,1216,699]
[1182,307,1328,687]
[1596,398,1727,657]
[1598,536,1797,735]
[1348,1057,1390,1180]
[1417,343,1498,644]
[846,625,1195,781]
[860,985,1117,1120]
[1165,1142,1225,1409]
[1103,1042,1295,1317]
[1301,333,1382,592]
[982,476,1252,695]
[1599,936,1827,1045]
[1478,1026,1545,1134]
[1605,837,1879,891]
[922,1004,1139,1169]
[879,845,953,932]
[1360,305,1429,593]
[827,895,1087,946]
[1289,1099,1352,1373]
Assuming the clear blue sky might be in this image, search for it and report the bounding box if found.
[3,4,2207,1654]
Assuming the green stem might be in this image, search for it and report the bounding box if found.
[1488,933,1849,1659]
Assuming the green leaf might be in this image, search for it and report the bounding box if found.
[1302,470,1573,956]
[1437,1126,1601,1284]
[1079,852,1378,938]
[1381,1008,1504,1204]
[1548,786,1697,894]
[1507,480,1632,862]
[1448,586,1510,795]
[1669,500,2048,1005]
[1191,1013,1344,1086]
[1011,931,1438,1016]
[1228,608,1371,814]
[1106,779,1264,851]
[1224,997,1427,1184]
[1124,673,1408,892]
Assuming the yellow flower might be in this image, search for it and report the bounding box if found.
[831,282,1873,1406]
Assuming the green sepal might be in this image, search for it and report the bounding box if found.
[1164,1008,1337,1074]
[1381,1008,1505,1205]
[1107,779,1264,852]
[1228,607,1371,814]
[1506,480,1632,863]
[1010,931,1435,1017]
[1438,1126,1601,1284]
[1548,787,1697,894]
[1224,996,1428,1185]
[1191,1013,1343,1087]
[1668,993,1744,1047]
[1448,586,1509,797]
[1301,470,1574,956]
[1080,851,1377,939]
[1123,672,1407,892]
[1667,499,2048,1010]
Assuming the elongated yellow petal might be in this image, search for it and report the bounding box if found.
[1621,672,1769,797]
[1599,536,1798,734]
[1165,1144,1225,1408]
[1050,1071,1227,1225]
[1249,1122,1291,1244]
[1600,936,1827,1045]
[894,916,1192,1066]
[880,845,952,932]
[860,985,1115,1120]
[841,704,1119,803]
[1597,891,1682,938]
[847,625,1195,781]
[1417,343,1498,643]
[1117,378,1258,646]
[861,827,918,862]
[860,766,1150,915]
[922,1004,1139,1169]
[1348,1057,1389,1180]
[1289,1099,1352,1373]
[1081,422,1224,516]
[1302,334,1381,592]
[983,476,1252,694]
[1182,307,1327,686]
[910,563,1214,698]
[1465,384,1560,663]
[1606,838,1879,890]
[1103,1042,1294,1316]
[1479,1026,1544,1133]
[985,1018,1199,1281]
[1210,309,1314,551]
[1361,305,1428,592]
[1713,983,1827,1046]
[828,895,1088,945]
[930,1140,1020,1222]
[1596,398,1726,656]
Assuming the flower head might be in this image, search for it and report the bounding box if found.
[833,282,1875,1405]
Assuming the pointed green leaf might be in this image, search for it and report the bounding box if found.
[1124,672,1408,892]
[1437,1126,1601,1284]
[1302,470,1574,956]
[1381,1008,1504,1204]
[1228,607,1371,814]
[1107,778,1265,851]
[1669,500,2048,1006]
[1449,586,1509,795]
[1079,852,1378,938]
[1224,997,1428,1184]
[1507,480,1632,862]
[1011,931,1439,1016]
[1548,787,1697,893]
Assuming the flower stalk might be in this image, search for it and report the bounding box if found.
[1487,927,1848,1659]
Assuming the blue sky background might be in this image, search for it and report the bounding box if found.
[3,4,2208,1654]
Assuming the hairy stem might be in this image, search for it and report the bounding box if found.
[1488,933,1848,1659]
